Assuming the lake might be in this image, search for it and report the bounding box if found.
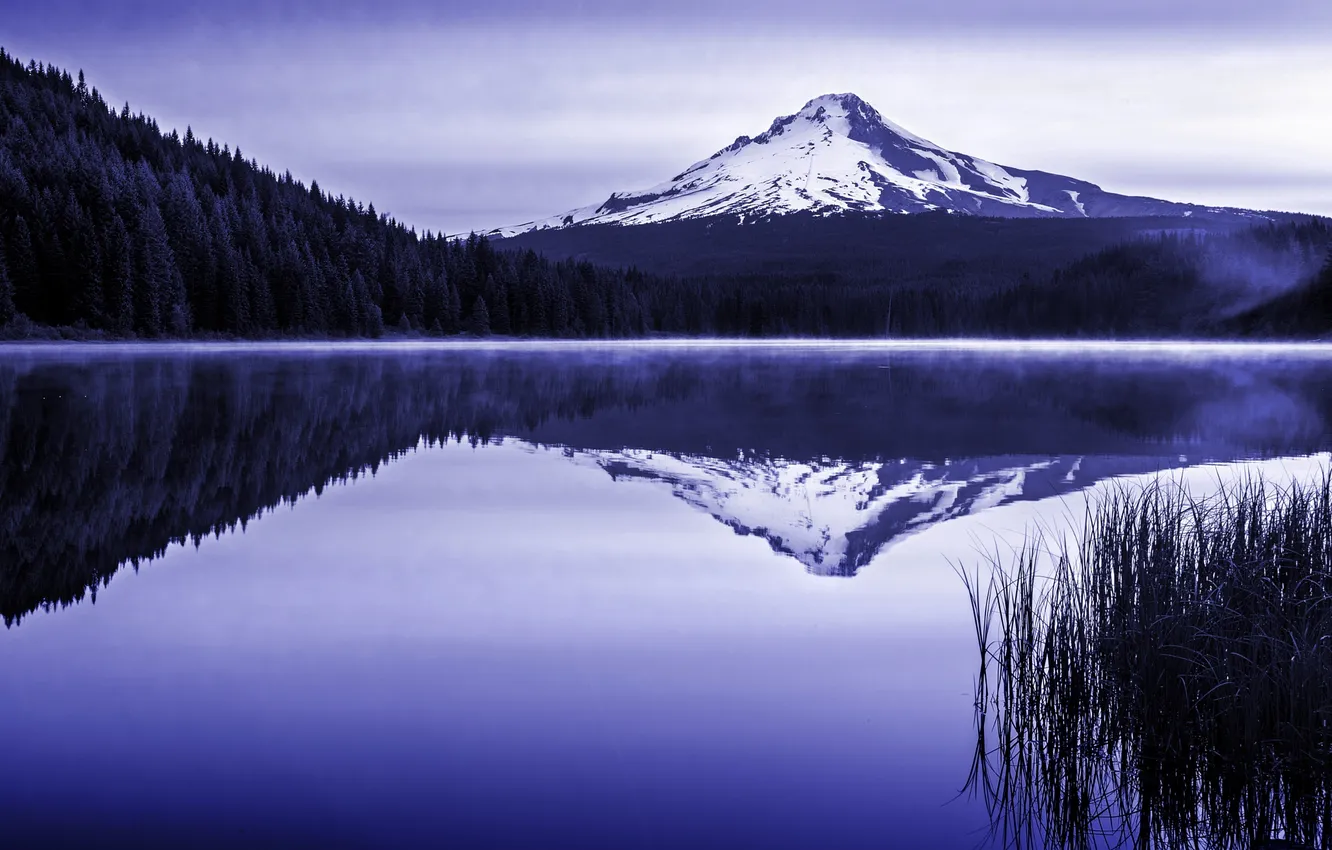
[2,342,1331,849]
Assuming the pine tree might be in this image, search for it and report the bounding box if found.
[37,228,69,326]
[62,191,103,326]
[486,274,512,335]
[0,243,16,326]
[209,200,249,334]
[134,203,180,335]
[403,272,426,328]
[468,296,491,337]
[444,283,462,334]
[422,271,447,330]
[162,170,211,294]
[6,216,39,320]
[103,214,135,335]
[1306,247,1332,335]
[351,270,383,337]
[272,239,306,331]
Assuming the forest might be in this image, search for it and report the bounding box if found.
[1,47,1330,340]
[0,48,654,339]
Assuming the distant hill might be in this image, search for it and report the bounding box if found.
[497,211,1332,337]
[496,212,1258,288]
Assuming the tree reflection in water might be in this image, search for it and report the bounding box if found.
[3,347,1331,628]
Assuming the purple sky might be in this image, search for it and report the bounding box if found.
[5,0,1331,233]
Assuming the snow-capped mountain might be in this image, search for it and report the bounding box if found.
[494,93,1247,236]
[541,447,1192,577]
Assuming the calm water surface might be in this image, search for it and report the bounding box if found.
[2,344,1331,849]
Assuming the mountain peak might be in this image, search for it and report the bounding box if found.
[799,91,873,114]
[799,92,879,121]
[791,92,937,150]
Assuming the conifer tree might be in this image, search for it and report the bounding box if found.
[352,271,383,337]
[468,296,491,336]
[6,216,39,320]
[486,274,512,335]
[162,170,211,291]
[61,191,102,326]
[0,242,15,325]
[133,202,179,335]
[103,214,135,335]
[422,271,447,330]
[444,282,462,334]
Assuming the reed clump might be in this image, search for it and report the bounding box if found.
[964,473,1332,850]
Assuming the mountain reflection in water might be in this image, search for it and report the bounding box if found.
[3,345,1330,624]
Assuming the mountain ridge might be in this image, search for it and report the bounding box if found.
[492,92,1266,236]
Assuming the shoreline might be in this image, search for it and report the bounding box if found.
[3,337,1332,357]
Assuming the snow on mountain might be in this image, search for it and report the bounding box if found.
[493,93,1236,236]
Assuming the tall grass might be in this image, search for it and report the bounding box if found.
[963,473,1332,850]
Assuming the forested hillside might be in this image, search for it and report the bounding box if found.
[497,212,1245,283]
[1,47,1329,339]
[0,48,656,338]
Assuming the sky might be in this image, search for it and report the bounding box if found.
[4,0,1331,234]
